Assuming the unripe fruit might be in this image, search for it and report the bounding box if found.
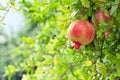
[67,20,95,49]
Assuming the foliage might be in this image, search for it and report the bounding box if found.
[1,0,120,80]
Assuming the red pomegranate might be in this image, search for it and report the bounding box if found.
[95,10,112,36]
[95,10,111,25]
[67,20,95,49]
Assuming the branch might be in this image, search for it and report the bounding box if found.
[1,6,11,23]
[100,35,105,62]
[92,62,99,80]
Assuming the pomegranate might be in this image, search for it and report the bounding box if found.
[67,20,95,49]
[95,10,112,25]
[95,10,112,36]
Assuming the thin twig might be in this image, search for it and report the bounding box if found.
[1,6,11,22]
[92,62,99,80]
[100,35,105,62]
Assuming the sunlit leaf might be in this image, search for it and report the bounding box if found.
[82,60,92,66]
[81,0,90,8]
[110,0,119,15]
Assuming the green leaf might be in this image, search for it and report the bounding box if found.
[104,9,109,17]
[5,65,16,76]
[110,0,119,15]
[0,4,6,10]
[81,14,88,20]
[82,60,92,66]
[96,63,107,76]
[117,44,120,50]
[0,7,6,10]
[81,0,90,8]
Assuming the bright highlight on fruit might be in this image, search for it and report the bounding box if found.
[67,20,95,49]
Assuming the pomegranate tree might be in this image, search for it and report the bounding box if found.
[67,20,95,49]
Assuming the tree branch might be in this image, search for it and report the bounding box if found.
[92,62,99,80]
[1,6,11,24]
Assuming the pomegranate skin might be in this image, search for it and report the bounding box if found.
[67,20,95,48]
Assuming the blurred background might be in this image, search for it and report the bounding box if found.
[0,0,26,78]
